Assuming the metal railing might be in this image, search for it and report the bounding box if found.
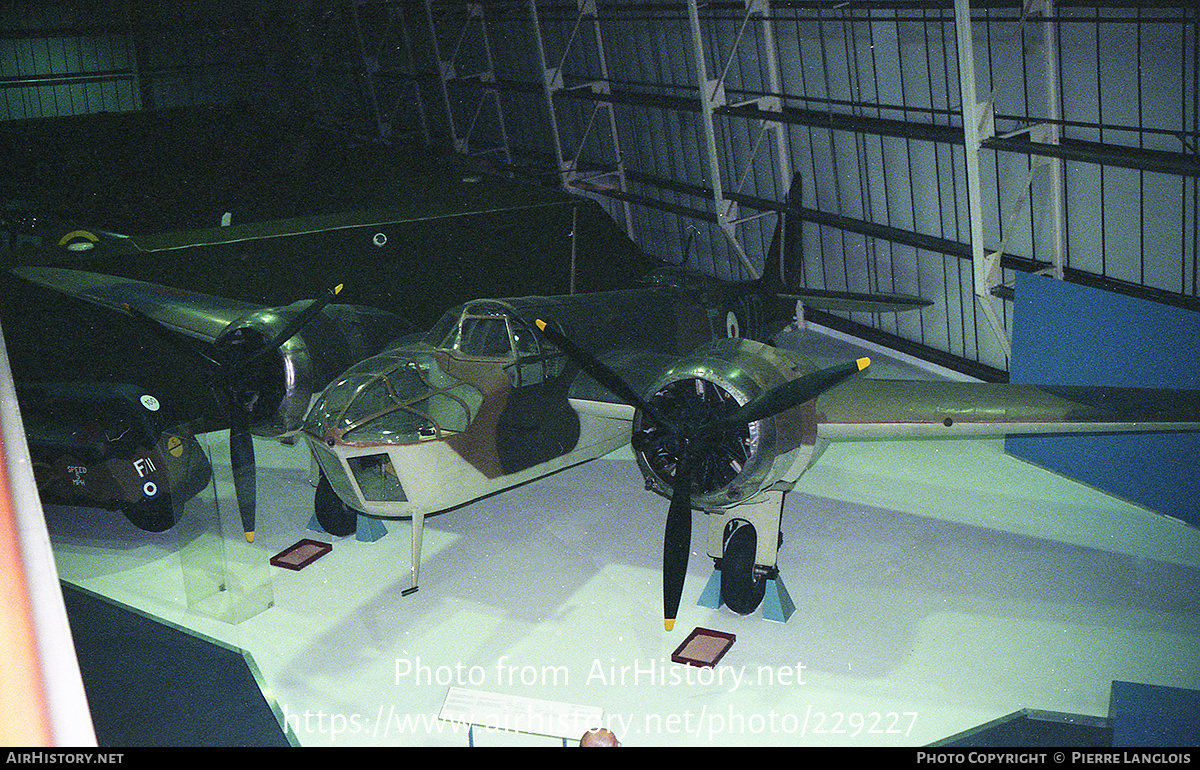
[4,0,1196,379]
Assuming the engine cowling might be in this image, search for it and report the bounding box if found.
[211,302,412,437]
[631,338,823,510]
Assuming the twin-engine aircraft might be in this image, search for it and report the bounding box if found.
[13,201,1200,631]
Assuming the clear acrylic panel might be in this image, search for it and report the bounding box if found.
[176,424,273,624]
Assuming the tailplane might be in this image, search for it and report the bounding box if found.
[764,173,932,314]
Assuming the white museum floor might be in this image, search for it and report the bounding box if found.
[40,325,1200,747]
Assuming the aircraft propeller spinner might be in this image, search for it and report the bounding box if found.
[535,319,868,630]
[123,284,343,542]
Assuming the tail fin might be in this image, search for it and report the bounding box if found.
[765,172,932,314]
[762,173,803,293]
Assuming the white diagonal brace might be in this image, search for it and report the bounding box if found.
[955,0,1011,358]
[687,0,756,277]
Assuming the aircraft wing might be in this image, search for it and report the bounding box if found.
[564,348,677,421]
[568,397,636,423]
[815,378,1200,439]
[780,287,932,314]
[11,266,262,344]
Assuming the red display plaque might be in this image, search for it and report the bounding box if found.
[671,627,735,668]
[270,539,332,571]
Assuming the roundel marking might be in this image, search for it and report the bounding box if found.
[141,480,159,498]
[57,230,99,251]
[56,227,98,245]
[725,310,741,338]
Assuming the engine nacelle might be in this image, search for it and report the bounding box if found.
[211,302,413,438]
[632,338,824,511]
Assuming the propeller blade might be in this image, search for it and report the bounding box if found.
[700,358,870,438]
[76,285,343,544]
[662,454,695,632]
[535,319,675,431]
[229,408,257,543]
[225,284,342,542]
[249,284,344,367]
[532,320,868,630]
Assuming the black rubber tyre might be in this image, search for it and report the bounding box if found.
[314,472,358,537]
[720,519,767,614]
[123,495,177,533]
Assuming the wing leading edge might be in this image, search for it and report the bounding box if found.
[815,379,1200,440]
[12,266,262,344]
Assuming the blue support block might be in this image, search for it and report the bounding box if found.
[698,570,722,609]
[1109,681,1200,747]
[696,567,795,623]
[761,574,795,624]
[307,513,387,542]
[355,515,388,542]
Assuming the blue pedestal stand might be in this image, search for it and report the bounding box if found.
[308,513,388,542]
[698,568,796,623]
[355,515,388,542]
[763,574,796,623]
[698,571,722,609]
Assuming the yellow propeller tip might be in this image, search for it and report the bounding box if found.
[245,532,255,543]
[856,357,870,371]
[535,319,547,331]
[334,284,343,294]
[664,618,675,631]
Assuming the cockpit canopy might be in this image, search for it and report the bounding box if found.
[425,300,563,386]
[304,350,484,445]
[304,300,570,448]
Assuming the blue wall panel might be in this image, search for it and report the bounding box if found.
[1006,273,1200,527]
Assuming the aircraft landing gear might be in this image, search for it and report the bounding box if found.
[719,519,768,614]
[698,491,796,623]
[313,471,358,537]
[311,470,389,542]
